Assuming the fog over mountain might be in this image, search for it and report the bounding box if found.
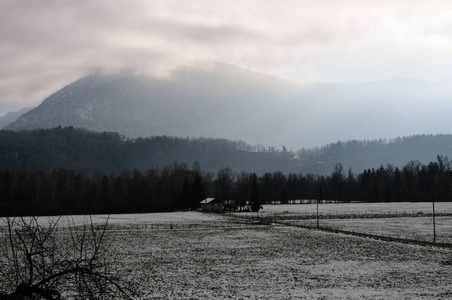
[6,62,452,149]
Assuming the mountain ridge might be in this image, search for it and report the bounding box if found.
[0,107,34,129]
[5,62,452,149]
[6,63,301,146]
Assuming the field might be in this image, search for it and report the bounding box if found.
[105,203,452,299]
[260,202,452,215]
[2,203,452,299]
[254,202,452,244]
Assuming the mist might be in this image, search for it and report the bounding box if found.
[4,62,452,149]
[3,0,452,115]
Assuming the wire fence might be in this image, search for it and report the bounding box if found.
[0,218,266,235]
[250,210,452,220]
[231,212,452,248]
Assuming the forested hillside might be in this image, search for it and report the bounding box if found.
[296,135,452,174]
[0,127,451,176]
[1,127,452,216]
[0,127,297,175]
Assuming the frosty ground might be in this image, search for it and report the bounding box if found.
[100,204,452,299]
[2,203,452,299]
[257,202,452,244]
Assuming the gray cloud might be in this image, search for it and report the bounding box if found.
[2,0,452,115]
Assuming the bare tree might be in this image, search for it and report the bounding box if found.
[0,216,136,300]
[330,162,345,202]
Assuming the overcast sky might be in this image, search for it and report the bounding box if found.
[2,0,452,115]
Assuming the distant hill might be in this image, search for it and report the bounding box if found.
[0,107,33,129]
[296,134,452,174]
[0,127,451,175]
[6,62,452,149]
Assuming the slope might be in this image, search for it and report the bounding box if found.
[6,63,452,149]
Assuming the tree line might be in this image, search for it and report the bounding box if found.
[1,155,451,217]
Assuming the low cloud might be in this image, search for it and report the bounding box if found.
[2,0,452,114]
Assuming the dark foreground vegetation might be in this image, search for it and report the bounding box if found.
[1,154,451,216]
[0,217,136,299]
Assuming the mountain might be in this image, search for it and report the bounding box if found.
[0,107,33,129]
[5,62,452,149]
[6,63,301,147]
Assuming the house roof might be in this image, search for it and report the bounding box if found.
[200,198,216,204]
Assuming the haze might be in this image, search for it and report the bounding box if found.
[2,0,452,147]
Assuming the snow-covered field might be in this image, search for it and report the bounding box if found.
[0,212,230,233]
[109,212,452,299]
[295,216,452,243]
[260,202,452,215]
[254,202,452,244]
[2,203,452,299]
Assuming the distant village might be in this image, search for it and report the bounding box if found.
[200,198,238,213]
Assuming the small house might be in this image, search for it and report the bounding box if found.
[200,198,223,213]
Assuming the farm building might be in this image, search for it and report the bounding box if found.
[200,198,239,213]
[200,198,223,213]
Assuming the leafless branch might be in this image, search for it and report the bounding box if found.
[0,215,137,300]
